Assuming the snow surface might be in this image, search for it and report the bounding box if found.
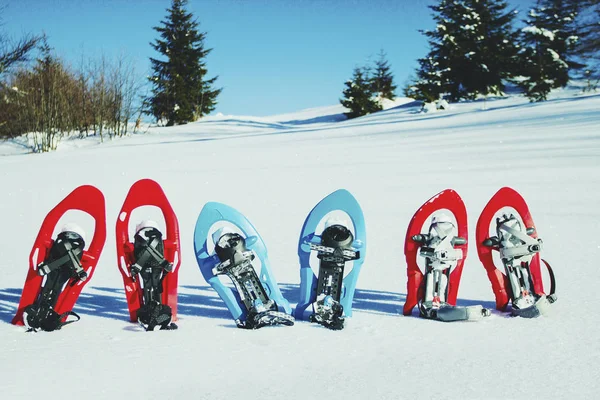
[1,90,600,399]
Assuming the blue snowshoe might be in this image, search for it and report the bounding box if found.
[194,202,294,329]
[295,189,366,330]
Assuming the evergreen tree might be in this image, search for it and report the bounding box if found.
[409,56,447,102]
[412,0,465,102]
[574,0,600,83]
[412,0,520,102]
[461,0,521,98]
[147,0,221,126]
[371,50,397,101]
[517,0,581,101]
[340,67,382,119]
[579,0,600,56]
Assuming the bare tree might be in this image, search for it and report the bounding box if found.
[1,31,144,148]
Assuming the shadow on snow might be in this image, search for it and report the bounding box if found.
[0,283,498,326]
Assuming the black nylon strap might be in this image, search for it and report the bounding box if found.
[57,311,81,328]
[38,241,83,276]
[131,234,171,273]
[541,259,556,296]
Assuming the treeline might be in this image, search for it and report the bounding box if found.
[2,0,599,148]
[0,36,141,151]
[0,0,219,152]
[341,0,600,118]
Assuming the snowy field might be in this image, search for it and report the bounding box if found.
[1,90,599,399]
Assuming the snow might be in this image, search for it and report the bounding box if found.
[1,89,600,399]
[522,26,556,41]
[548,48,561,60]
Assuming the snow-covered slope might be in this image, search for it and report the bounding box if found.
[1,91,599,400]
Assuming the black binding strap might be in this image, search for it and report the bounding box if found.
[131,233,172,276]
[29,310,80,332]
[25,232,86,332]
[541,258,557,302]
[131,228,176,331]
[38,240,84,279]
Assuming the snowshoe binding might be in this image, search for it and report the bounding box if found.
[213,231,294,329]
[23,227,87,332]
[306,223,359,330]
[131,222,177,331]
[414,215,490,321]
[482,213,556,318]
[296,189,367,328]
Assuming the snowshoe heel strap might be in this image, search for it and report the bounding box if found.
[541,259,557,301]
[511,295,552,318]
[309,301,345,330]
[137,303,173,331]
[24,304,81,332]
[241,310,295,329]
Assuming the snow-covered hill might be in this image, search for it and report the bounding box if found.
[1,90,599,400]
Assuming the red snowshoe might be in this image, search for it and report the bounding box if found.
[116,179,181,330]
[404,189,490,321]
[12,185,107,331]
[476,187,556,318]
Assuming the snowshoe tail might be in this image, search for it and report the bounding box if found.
[420,302,491,322]
[436,306,486,322]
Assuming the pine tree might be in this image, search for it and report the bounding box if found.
[409,56,447,102]
[579,0,600,56]
[412,0,520,102]
[340,67,382,119]
[147,0,221,126]
[461,0,521,98]
[575,0,600,84]
[517,0,581,101]
[371,50,397,102]
[411,0,465,102]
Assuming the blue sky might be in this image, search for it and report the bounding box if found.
[2,0,534,117]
